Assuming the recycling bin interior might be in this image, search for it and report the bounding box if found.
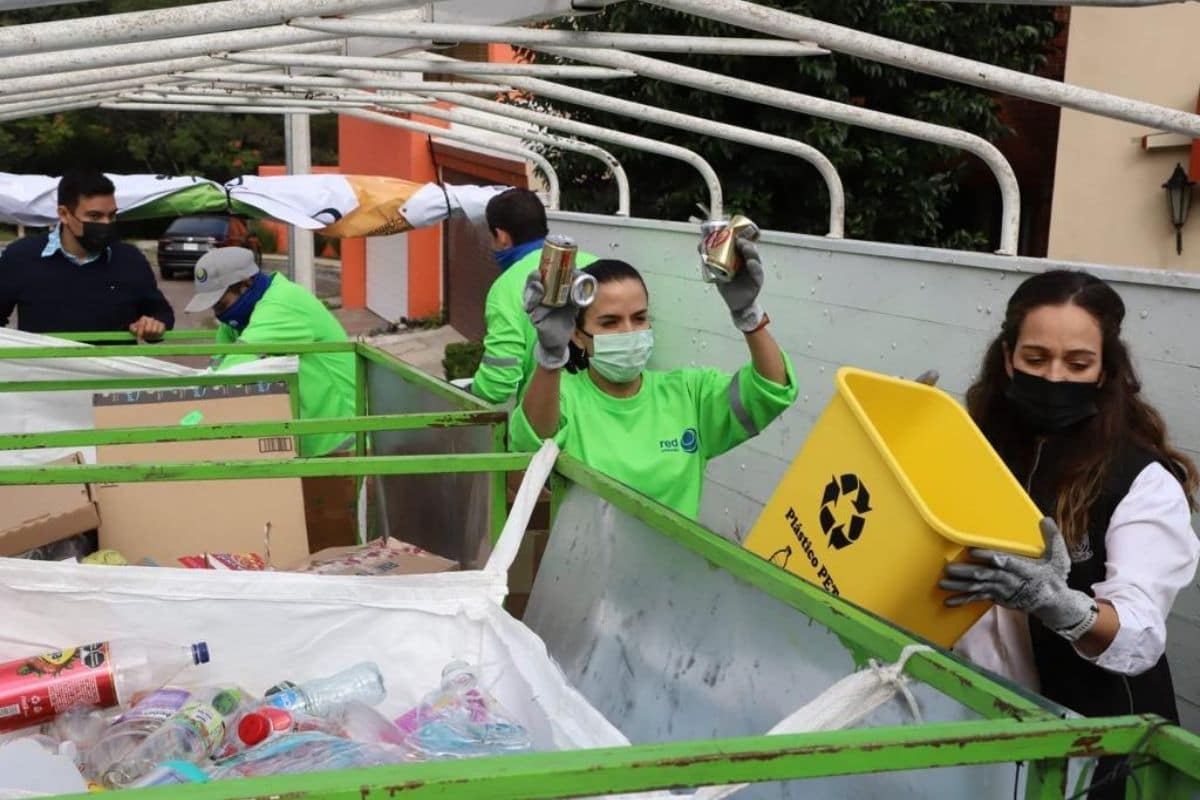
[744,367,1043,646]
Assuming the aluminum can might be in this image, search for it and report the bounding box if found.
[539,234,595,307]
[698,214,761,283]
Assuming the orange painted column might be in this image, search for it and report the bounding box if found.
[337,111,446,317]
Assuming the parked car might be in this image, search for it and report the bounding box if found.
[156,214,262,279]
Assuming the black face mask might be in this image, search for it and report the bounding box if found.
[74,218,117,253]
[1005,368,1100,433]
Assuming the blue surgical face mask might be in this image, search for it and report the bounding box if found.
[587,328,654,384]
[216,272,271,332]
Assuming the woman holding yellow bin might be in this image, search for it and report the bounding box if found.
[941,270,1198,795]
[510,238,797,519]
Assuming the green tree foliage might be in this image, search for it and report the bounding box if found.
[521,2,1056,250]
[0,1,337,183]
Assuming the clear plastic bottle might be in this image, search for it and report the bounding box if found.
[83,687,192,781]
[333,701,406,747]
[0,639,209,733]
[263,663,385,718]
[102,686,246,788]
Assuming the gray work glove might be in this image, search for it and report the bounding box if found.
[523,270,577,370]
[716,238,766,333]
[939,518,1096,640]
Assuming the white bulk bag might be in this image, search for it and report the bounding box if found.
[0,443,630,757]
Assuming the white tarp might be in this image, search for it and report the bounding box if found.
[0,328,297,465]
[0,173,220,226]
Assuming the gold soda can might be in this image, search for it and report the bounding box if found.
[698,214,761,283]
[539,234,596,308]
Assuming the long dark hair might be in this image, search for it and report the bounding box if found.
[565,259,648,374]
[966,269,1198,546]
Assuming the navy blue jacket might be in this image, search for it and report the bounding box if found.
[0,234,174,334]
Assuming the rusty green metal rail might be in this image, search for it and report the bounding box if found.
[47,715,1194,800]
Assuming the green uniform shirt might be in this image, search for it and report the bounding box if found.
[213,273,355,457]
[510,356,798,518]
[471,247,597,405]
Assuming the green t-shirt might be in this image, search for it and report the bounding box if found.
[509,357,798,518]
[213,273,355,457]
[471,247,597,405]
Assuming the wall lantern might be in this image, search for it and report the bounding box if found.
[1162,162,1194,255]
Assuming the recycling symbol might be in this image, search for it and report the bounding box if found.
[819,473,872,550]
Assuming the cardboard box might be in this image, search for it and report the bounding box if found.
[0,453,100,557]
[289,537,458,577]
[92,384,310,567]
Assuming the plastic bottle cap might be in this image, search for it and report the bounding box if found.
[237,712,272,746]
[260,706,294,731]
[191,642,210,665]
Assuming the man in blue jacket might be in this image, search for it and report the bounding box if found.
[0,169,174,340]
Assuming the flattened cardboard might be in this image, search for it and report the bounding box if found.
[92,384,309,567]
[0,453,99,557]
[289,537,458,577]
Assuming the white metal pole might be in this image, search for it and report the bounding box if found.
[283,112,316,292]
[153,83,433,106]
[103,102,327,114]
[0,97,105,122]
[534,45,1021,253]
[119,91,386,109]
[0,41,342,97]
[0,24,351,82]
[219,51,637,80]
[416,56,843,236]
[289,18,828,56]
[0,0,98,8]
[370,101,630,215]
[0,0,418,58]
[366,90,723,218]
[0,60,320,106]
[173,70,506,94]
[647,0,1200,138]
[339,108,562,211]
[922,0,1183,6]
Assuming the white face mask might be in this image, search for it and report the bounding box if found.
[588,328,654,384]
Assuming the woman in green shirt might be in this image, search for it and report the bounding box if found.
[510,240,797,518]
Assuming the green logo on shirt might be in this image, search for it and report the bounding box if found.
[660,428,699,454]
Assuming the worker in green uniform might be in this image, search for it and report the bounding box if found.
[511,241,797,518]
[471,188,595,405]
[184,246,355,458]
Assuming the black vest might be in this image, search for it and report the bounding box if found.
[1001,435,1180,725]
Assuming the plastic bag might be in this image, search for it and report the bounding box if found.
[394,662,532,760]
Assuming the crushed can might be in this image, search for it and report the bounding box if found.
[698,214,761,283]
[539,234,596,308]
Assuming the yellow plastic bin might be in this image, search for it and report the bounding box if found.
[745,367,1043,647]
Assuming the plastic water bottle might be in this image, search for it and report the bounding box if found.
[264,663,385,718]
[84,688,192,781]
[333,701,406,747]
[103,686,246,788]
[0,639,210,733]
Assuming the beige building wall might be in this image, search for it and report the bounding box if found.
[1048,6,1200,271]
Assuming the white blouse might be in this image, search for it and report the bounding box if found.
[957,462,1200,688]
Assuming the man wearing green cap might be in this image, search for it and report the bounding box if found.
[185,247,354,458]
